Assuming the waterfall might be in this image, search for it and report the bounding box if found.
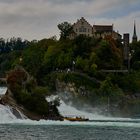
[0,88,139,127]
[58,99,103,120]
[0,87,26,123]
[0,104,17,122]
[0,87,7,95]
[47,95,108,120]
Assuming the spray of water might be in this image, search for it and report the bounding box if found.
[0,104,17,122]
[0,87,7,95]
[0,88,140,127]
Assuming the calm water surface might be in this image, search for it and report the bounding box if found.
[0,124,140,140]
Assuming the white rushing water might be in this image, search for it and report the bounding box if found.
[0,88,140,127]
[58,99,104,120]
[46,95,96,119]
[0,87,7,95]
[0,104,17,122]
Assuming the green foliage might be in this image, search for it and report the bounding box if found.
[90,63,97,75]
[120,99,140,116]
[73,35,99,57]
[98,77,123,103]
[21,44,45,77]
[89,52,98,64]
[99,77,113,96]
[0,51,22,76]
[75,56,89,71]
[132,61,140,70]
[58,22,72,39]
[110,72,140,93]
[43,40,74,71]
[25,77,37,92]
[0,35,140,116]
[32,86,49,96]
[6,67,60,116]
[131,41,140,70]
[95,40,122,69]
[56,73,100,90]
[26,92,49,115]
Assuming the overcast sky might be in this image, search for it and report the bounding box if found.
[0,0,139,41]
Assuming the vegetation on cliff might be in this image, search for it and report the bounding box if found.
[0,35,140,117]
[6,66,61,119]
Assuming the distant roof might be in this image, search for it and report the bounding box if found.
[93,25,113,33]
[73,17,92,27]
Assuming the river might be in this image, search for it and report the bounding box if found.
[0,87,140,140]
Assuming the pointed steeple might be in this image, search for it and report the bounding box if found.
[132,21,137,42]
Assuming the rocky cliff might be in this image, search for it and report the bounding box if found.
[0,66,62,121]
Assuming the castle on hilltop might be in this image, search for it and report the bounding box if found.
[69,17,122,40]
[68,17,138,62]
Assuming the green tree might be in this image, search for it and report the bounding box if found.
[58,22,72,39]
[131,41,140,70]
[99,77,123,105]
[95,40,122,69]
[21,43,46,77]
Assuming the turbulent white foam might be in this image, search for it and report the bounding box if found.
[0,118,140,128]
[0,104,17,123]
[46,95,106,120]
[0,87,7,95]
[46,95,57,102]
[0,103,140,127]
[0,104,27,123]
[57,98,140,121]
[58,99,104,120]
[0,89,140,127]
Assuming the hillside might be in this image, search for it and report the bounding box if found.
[0,35,140,117]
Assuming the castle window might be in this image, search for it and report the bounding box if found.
[79,28,82,32]
[83,28,86,32]
[79,26,86,32]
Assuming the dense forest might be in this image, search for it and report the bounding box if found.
[0,35,140,117]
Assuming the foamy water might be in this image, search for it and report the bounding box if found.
[0,104,17,122]
[0,88,140,128]
[0,102,139,127]
[0,87,7,95]
[47,95,106,120]
[58,99,105,120]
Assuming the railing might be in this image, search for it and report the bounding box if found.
[100,69,128,73]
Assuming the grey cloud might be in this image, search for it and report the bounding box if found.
[0,0,139,40]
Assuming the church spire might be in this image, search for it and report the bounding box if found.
[132,21,137,42]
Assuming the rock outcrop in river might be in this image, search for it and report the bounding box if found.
[0,66,62,121]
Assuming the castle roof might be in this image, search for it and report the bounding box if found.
[73,17,92,28]
[93,25,113,33]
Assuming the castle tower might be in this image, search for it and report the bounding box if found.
[123,33,129,61]
[132,21,137,42]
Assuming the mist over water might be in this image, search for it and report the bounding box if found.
[0,90,139,127]
[0,88,139,126]
[58,99,105,120]
[0,102,140,128]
